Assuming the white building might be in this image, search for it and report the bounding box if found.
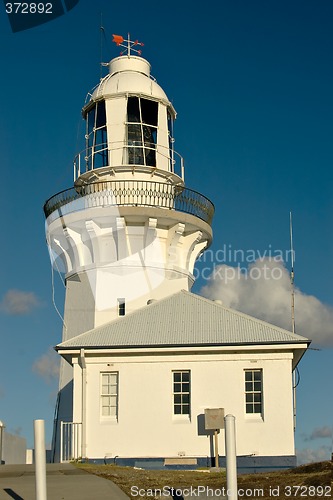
[44,36,309,470]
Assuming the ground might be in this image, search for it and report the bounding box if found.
[76,461,332,499]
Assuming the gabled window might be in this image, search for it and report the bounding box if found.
[245,369,263,414]
[173,370,190,415]
[101,372,118,418]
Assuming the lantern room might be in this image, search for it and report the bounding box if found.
[74,52,183,186]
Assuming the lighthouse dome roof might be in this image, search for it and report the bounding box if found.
[88,55,170,105]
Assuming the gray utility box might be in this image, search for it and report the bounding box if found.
[204,408,225,430]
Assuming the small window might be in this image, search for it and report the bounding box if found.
[101,372,118,417]
[118,298,125,316]
[173,370,190,415]
[245,369,263,414]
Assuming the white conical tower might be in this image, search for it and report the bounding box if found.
[44,36,214,460]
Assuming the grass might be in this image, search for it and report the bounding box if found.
[76,460,332,499]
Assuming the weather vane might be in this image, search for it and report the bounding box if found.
[112,33,144,56]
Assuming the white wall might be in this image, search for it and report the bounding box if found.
[72,350,295,460]
[1,431,27,464]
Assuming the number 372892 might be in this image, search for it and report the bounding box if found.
[6,3,53,14]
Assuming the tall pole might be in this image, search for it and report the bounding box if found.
[290,212,297,432]
[34,419,47,500]
[225,414,238,500]
[290,211,296,334]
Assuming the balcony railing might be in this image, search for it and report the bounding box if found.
[73,141,185,181]
[44,180,214,226]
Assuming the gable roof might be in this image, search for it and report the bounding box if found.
[56,290,310,350]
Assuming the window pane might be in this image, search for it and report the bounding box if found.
[173,373,181,382]
[102,406,110,416]
[182,372,190,382]
[182,404,190,415]
[96,101,106,129]
[246,404,254,414]
[254,382,261,391]
[254,393,261,403]
[245,382,252,391]
[174,383,181,393]
[174,394,181,404]
[245,371,252,382]
[174,405,181,414]
[182,383,190,393]
[141,99,158,126]
[182,394,189,404]
[127,97,140,122]
[254,371,262,381]
[246,393,253,403]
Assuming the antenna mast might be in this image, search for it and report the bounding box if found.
[290,211,296,334]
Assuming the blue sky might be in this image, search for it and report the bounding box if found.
[0,0,332,464]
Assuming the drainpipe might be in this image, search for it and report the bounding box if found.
[80,349,87,460]
[0,421,5,464]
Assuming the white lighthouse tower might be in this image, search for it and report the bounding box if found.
[44,36,214,459]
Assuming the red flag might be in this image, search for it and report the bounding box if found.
[112,34,124,46]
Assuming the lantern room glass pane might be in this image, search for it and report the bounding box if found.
[85,101,108,171]
[127,96,157,167]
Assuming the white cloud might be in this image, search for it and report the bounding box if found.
[0,289,41,315]
[32,348,60,384]
[200,258,333,347]
[296,446,331,465]
[309,426,333,440]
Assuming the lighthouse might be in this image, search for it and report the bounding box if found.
[47,36,308,468]
[45,35,214,460]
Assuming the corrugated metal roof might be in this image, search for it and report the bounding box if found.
[56,290,309,350]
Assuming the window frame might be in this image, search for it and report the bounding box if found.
[100,371,119,419]
[244,369,263,416]
[172,370,191,417]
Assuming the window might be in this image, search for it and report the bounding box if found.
[173,370,190,415]
[85,100,108,170]
[101,372,118,417]
[118,298,125,316]
[245,369,263,414]
[127,96,158,167]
